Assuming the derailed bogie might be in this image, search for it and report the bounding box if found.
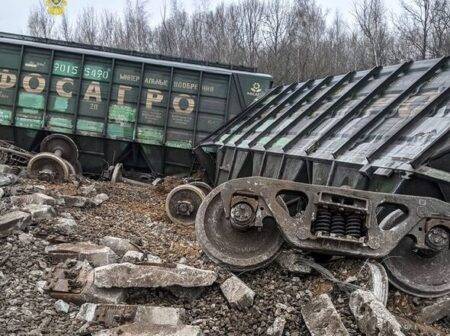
[196,177,450,297]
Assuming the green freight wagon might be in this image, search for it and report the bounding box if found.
[0,33,272,175]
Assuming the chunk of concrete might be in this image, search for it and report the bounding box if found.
[418,297,450,324]
[122,251,145,263]
[0,173,17,187]
[11,193,56,206]
[361,261,389,306]
[82,281,126,304]
[61,195,89,207]
[0,164,13,174]
[349,289,404,336]
[220,275,255,310]
[94,263,217,289]
[146,253,163,264]
[54,217,77,235]
[276,250,312,274]
[301,294,349,336]
[100,236,140,258]
[91,193,109,206]
[46,242,119,266]
[152,178,163,186]
[77,304,185,326]
[267,317,286,336]
[92,323,202,336]
[0,187,4,198]
[0,211,31,235]
[79,184,97,196]
[54,299,70,314]
[18,232,34,244]
[22,204,56,220]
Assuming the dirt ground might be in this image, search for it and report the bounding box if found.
[1,175,449,335]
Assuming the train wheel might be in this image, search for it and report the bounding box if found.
[195,183,283,271]
[166,184,206,226]
[383,233,449,298]
[111,163,123,183]
[27,153,70,182]
[189,181,213,195]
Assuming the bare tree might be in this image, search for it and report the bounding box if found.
[74,7,99,45]
[395,0,449,59]
[25,0,450,85]
[353,0,390,66]
[27,1,55,38]
[58,14,72,41]
[122,0,152,51]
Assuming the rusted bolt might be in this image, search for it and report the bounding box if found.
[425,227,449,252]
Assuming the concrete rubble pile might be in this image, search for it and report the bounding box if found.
[43,242,217,334]
[1,161,449,335]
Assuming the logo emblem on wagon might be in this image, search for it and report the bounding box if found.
[250,82,262,94]
[45,0,67,16]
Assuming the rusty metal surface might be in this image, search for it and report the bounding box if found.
[196,177,450,297]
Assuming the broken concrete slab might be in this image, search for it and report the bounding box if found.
[0,211,31,236]
[91,193,109,206]
[276,250,312,275]
[77,304,185,327]
[22,204,56,220]
[100,236,141,258]
[92,323,202,336]
[54,217,77,236]
[266,317,286,336]
[220,275,255,310]
[361,261,389,306]
[349,289,404,336]
[10,193,56,206]
[0,187,4,198]
[122,251,145,263]
[418,297,450,324]
[94,263,217,289]
[45,242,119,267]
[301,294,349,336]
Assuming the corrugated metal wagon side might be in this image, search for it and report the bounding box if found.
[0,33,272,176]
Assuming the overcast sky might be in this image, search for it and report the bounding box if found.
[0,0,400,35]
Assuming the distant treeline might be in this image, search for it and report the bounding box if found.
[27,0,450,84]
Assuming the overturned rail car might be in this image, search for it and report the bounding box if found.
[0,33,272,175]
[195,57,450,298]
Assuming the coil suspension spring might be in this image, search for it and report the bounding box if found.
[330,212,346,236]
[346,213,363,238]
[313,208,332,233]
